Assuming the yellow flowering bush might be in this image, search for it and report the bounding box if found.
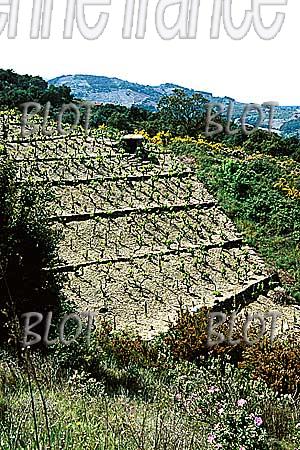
[98,124,108,130]
[0,109,16,117]
[134,129,239,155]
[274,178,300,200]
[134,129,151,141]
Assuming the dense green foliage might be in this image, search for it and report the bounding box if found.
[156,89,208,137]
[223,128,300,160]
[89,89,211,137]
[169,140,300,294]
[0,69,73,108]
[0,156,62,344]
[89,103,155,132]
[90,91,300,163]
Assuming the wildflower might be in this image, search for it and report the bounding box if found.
[175,393,182,402]
[185,399,192,408]
[208,386,219,394]
[237,399,247,407]
[207,433,216,444]
[254,416,263,427]
[218,407,224,415]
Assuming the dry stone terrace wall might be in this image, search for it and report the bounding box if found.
[2,114,274,339]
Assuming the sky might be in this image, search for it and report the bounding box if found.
[0,0,299,105]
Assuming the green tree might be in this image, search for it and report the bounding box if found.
[0,69,73,109]
[242,129,300,157]
[157,89,208,137]
[107,110,129,130]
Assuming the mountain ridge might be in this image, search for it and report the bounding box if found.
[49,74,217,109]
[49,74,300,136]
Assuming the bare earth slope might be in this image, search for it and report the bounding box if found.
[4,116,296,339]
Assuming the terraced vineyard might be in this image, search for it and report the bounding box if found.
[2,114,277,338]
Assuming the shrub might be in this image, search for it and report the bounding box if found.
[163,307,211,362]
[0,156,63,345]
[163,307,300,396]
[170,358,296,450]
[239,336,300,395]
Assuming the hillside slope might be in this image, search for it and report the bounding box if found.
[48,74,239,110]
[49,74,300,136]
[4,115,276,339]
[49,74,202,110]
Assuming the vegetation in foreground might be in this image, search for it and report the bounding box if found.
[1,328,300,450]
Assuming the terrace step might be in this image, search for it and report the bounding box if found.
[47,200,216,223]
[59,245,271,339]
[45,238,244,273]
[52,205,242,266]
[47,169,194,186]
[48,174,211,216]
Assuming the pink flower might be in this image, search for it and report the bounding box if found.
[175,393,182,401]
[237,399,247,407]
[239,447,246,450]
[207,433,216,443]
[254,416,263,427]
[208,386,219,394]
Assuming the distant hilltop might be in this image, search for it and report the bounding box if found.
[49,74,300,137]
[49,74,216,110]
